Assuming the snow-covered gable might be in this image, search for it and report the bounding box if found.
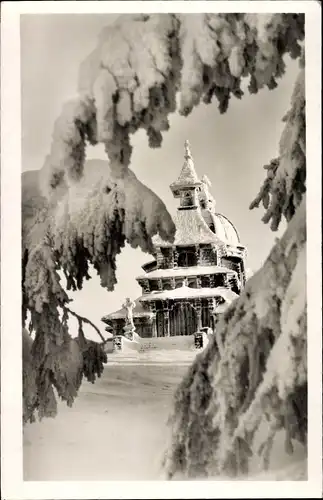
[153,207,225,247]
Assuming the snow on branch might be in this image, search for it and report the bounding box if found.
[22,159,175,421]
[164,198,306,479]
[250,63,305,230]
[63,306,108,344]
[42,14,304,197]
[51,161,175,291]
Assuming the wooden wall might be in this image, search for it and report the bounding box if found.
[199,245,217,266]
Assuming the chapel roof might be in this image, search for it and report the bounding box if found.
[139,286,239,303]
[206,211,241,246]
[137,265,236,281]
[152,207,225,247]
[154,140,242,249]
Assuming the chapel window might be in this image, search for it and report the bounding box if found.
[178,250,197,268]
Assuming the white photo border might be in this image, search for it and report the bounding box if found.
[1,1,322,498]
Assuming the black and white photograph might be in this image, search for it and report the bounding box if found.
[1,1,322,498]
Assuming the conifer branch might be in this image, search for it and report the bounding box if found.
[62,305,108,344]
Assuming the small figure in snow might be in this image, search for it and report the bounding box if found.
[122,297,136,328]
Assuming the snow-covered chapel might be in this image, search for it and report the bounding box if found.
[102,140,247,338]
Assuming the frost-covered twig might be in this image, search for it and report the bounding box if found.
[63,305,108,344]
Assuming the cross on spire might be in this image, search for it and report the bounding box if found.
[184,139,192,159]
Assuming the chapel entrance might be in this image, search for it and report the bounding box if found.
[169,302,197,336]
[156,310,166,337]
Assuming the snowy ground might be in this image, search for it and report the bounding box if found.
[23,349,306,481]
[23,350,195,481]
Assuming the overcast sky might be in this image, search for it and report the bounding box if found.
[21,14,300,338]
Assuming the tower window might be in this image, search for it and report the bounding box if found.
[182,192,193,207]
[180,189,197,208]
[178,250,197,267]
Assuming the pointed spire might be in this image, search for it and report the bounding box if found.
[170,140,201,192]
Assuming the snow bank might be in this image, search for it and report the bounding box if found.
[139,335,196,352]
[120,335,141,352]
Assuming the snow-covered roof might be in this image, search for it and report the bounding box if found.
[102,298,154,322]
[153,207,224,247]
[140,286,239,303]
[137,265,236,281]
[141,260,157,272]
[201,209,240,246]
[153,140,243,250]
[170,162,200,190]
[170,140,201,191]
[213,213,240,245]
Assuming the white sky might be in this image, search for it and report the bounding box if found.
[21,14,300,338]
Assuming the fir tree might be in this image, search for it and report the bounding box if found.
[22,13,306,480]
[165,48,306,479]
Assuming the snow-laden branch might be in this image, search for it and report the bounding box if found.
[164,197,306,479]
[164,62,307,479]
[63,306,108,344]
[42,14,304,205]
[250,64,305,230]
